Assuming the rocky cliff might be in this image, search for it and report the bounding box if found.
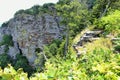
[0,10,64,64]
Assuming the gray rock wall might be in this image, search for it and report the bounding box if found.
[0,13,64,64]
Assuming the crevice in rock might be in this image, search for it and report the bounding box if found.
[15,42,22,55]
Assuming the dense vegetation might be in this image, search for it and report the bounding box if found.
[0,0,120,80]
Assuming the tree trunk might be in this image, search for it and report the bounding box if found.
[100,0,111,18]
[64,25,69,56]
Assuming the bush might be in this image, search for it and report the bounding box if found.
[43,3,55,9]
[0,47,120,79]
[0,64,28,80]
[0,54,12,68]
[0,35,14,46]
[14,54,34,77]
[0,53,34,77]
[31,48,120,80]
[96,10,120,34]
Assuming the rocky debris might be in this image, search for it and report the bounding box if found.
[77,30,102,46]
[73,30,102,56]
[0,13,64,64]
[112,38,120,41]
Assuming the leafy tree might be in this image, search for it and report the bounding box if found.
[91,0,120,19]
[30,5,40,16]
[56,0,88,56]
[43,3,55,9]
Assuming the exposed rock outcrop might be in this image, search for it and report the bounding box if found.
[0,13,64,64]
[73,30,102,56]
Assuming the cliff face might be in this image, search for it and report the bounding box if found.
[0,13,64,64]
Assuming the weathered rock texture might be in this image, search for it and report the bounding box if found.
[0,13,64,64]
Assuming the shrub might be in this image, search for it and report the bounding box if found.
[0,64,28,80]
[14,54,34,77]
[0,53,12,68]
[0,34,14,46]
[96,10,120,34]
[0,53,34,77]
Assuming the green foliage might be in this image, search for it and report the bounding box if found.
[0,54,12,69]
[0,35,14,46]
[34,53,45,72]
[1,22,9,27]
[51,39,61,47]
[43,3,55,9]
[90,0,120,24]
[0,35,14,53]
[15,5,41,16]
[95,10,120,34]
[0,34,34,75]
[1,0,120,79]
[0,53,34,77]
[91,0,109,18]
[56,0,89,37]
[30,48,120,80]
[0,48,120,80]
[14,3,55,16]
[44,39,62,57]
[56,0,89,56]
[14,54,34,77]
[0,64,28,80]
[34,39,62,72]
[113,35,120,53]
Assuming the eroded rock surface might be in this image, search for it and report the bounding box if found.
[0,13,64,64]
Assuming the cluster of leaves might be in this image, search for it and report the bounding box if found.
[0,0,120,79]
[0,48,120,80]
[0,35,14,47]
[0,35,14,53]
[91,0,120,18]
[14,5,42,16]
[31,36,120,79]
[14,54,34,77]
[0,64,28,80]
[1,22,9,27]
[0,34,34,76]
[56,0,89,37]
[14,3,55,16]
[112,35,120,53]
[95,10,120,34]
[0,53,34,77]
[0,54,12,69]
[44,39,62,56]
[32,48,120,80]
[84,38,113,53]
[34,39,62,72]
